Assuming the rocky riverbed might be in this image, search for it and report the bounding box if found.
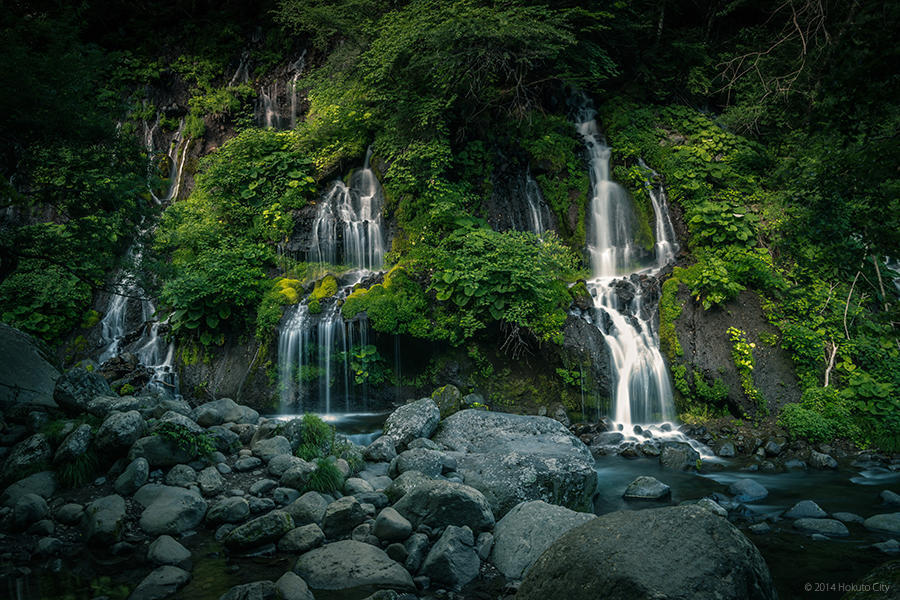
[1,369,898,600]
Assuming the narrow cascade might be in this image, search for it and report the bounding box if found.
[524,174,548,236]
[310,147,385,271]
[255,51,307,130]
[575,100,678,426]
[277,149,385,414]
[96,120,188,397]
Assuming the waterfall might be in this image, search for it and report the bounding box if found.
[524,174,548,236]
[277,149,385,414]
[575,100,678,425]
[256,50,307,130]
[310,147,385,271]
[145,117,189,204]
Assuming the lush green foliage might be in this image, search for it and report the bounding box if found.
[155,129,316,346]
[295,413,336,461]
[152,422,216,457]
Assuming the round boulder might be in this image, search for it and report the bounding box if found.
[293,540,414,593]
[517,504,776,600]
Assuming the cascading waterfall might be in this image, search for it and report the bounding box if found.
[524,174,548,236]
[277,149,385,414]
[96,117,189,397]
[575,100,678,425]
[256,50,307,130]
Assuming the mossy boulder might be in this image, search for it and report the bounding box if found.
[432,384,462,418]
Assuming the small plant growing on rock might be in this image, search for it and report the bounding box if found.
[58,448,99,488]
[295,413,334,461]
[305,459,343,493]
[153,422,216,457]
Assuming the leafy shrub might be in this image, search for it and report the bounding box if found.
[152,422,215,457]
[295,413,335,461]
[778,387,861,443]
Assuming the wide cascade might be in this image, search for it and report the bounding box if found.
[575,102,678,425]
[277,149,385,414]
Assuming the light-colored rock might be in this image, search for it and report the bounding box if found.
[293,540,414,592]
[135,485,208,535]
[83,494,126,545]
[96,410,146,452]
[147,534,192,570]
[382,398,440,451]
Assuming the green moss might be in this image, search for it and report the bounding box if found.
[659,274,684,360]
[612,164,656,251]
[312,275,338,301]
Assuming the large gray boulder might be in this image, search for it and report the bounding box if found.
[252,436,292,462]
[659,442,701,471]
[147,534,192,570]
[130,566,191,600]
[1,471,56,506]
[207,497,251,525]
[373,507,412,542]
[53,367,112,414]
[53,424,93,464]
[115,457,149,496]
[864,513,900,536]
[279,523,325,553]
[96,410,146,452]
[0,323,59,409]
[135,484,208,535]
[293,540,415,593]
[421,525,480,590]
[274,572,314,600]
[83,494,127,545]
[2,434,51,483]
[390,448,443,478]
[322,496,367,539]
[490,500,596,580]
[192,398,258,427]
[517,505,776,600]
[223,510,294,550]
[622,476,671,500]
[284,492,329,526]
[12,493,49,529]
[128,435,195,468]
[382,398,440,451]
[432,410,597,516]
[393,479,494,532]
[793,518,849,537]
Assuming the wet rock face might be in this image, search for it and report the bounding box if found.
[517,505,777,600]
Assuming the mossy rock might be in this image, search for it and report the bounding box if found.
[568,280,593,311]
[432,384,462,419]
[311,275,339,301]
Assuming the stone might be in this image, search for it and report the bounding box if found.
[408,438,439,451]
[278,523,325,553]
[115,457,149,496]
[322,496,367,539]
[1,471,56,506]
[809,450,838,470]
[147,534,192,570]
[517,505,776,600]
[250,479,278,496]
[293,540,414,592]
[659,442,701,471]
[234,456,264,472]
[252,436,292,462]
[764,438,784,457]
[421,525,480,590]
[833,511,864,524]
[373,507,412,542]
[0,323,60,409]
[268,454,306,478]
[344,477,375,496]
[273,487,300,505]
[384,470,434,501]
[192,398,258,428]
[728,479,768,502]
[784,500,827,519]
[247,497,274,514]
[490,500,596,580]
[224,510,294,551]
[382,398,441,451]
[431,384,462,418]
[404,533,429,573]
[96,410,146,452]
[793,518,849,537]
[128,436,194,468]
[749,522,771,534]
[13,493,49,529]
[432,409,597,517]
[393,479,495,532]
[207,426,241,455]
[476,531,493,560]
[696,498,728,517]
[135,485,208,535]
[159,411,204,434]
[35,536,62,556]
[197,466,225,497]
[364,436,398,462]
[207,497,251,525]
[219,581,276,600]
[391,448,443,478]
[274,572,315,600]
[864,513,900,536]
[83,494,126,545]
[386,542,408,564]
[872,539,900,554]
[2,434,51,482]
[717,441,736,457]
[881,490,900,507]
[85,395,146,419]
[53,367,112,414]
[165,464,197,488]
[53,424,92,464]
[130,566,191,600]
[284,492,329,526]
[622,476,671,500]
[55,503,84,525]
[280,461,316,490]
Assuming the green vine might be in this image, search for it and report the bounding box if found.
[727,326,767,416]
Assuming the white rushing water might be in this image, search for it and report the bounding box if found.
[278,149,385,413]
[524,174,548,236]
[575,100,678,426]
